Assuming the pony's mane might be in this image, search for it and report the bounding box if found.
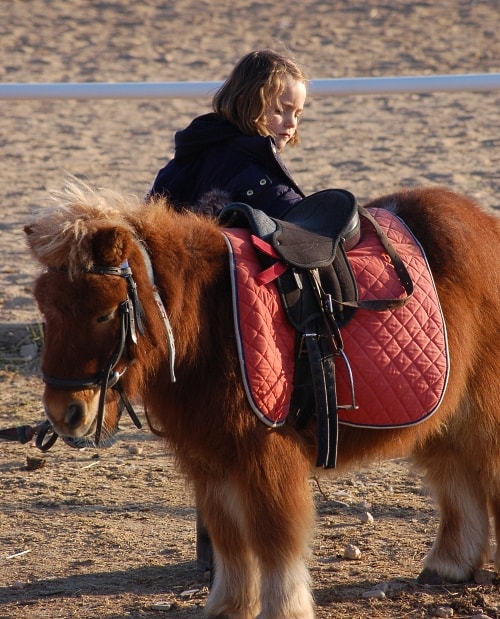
[25,177,142,275]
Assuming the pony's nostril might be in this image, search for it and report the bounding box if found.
[65,402,84,429]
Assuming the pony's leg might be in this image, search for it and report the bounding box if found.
[199,482,261,619]
[415,440,490,584]
[202,480,314,619]
[244,435,315,619]
[257,557,313,619]
[200,432,315,619]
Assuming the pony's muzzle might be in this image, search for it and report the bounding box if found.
[64,401,85,430]
[43,389,99,438]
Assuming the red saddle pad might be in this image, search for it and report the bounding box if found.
[223,207,449,429]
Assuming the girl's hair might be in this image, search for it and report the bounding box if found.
[213,49,307,147]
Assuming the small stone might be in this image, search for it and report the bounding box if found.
[151,601,172,611]
[128,445,143,455]
[474,568,496,584]
[180,588,200,597]
[26,456,45,471]
[435,606,453,618]
[20,343,38,359]
[360,511,374,524]
[362,589,386,599]
[343,544,362,560]
[11,581,26,590]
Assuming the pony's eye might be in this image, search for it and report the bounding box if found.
[96,310,115,324]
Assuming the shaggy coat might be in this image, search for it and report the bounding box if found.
[25,179,500,619]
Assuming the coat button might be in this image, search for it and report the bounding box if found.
[259,179,267,186]
[246,189,254,196]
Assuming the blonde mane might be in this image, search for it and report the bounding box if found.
[25,177,142,276]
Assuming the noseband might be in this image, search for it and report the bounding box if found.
[42,261,147,447]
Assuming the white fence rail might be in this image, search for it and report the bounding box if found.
[1,73,500,100]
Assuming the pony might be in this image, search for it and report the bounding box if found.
[25,178,500,619]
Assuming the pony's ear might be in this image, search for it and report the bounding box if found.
[91,226,132,266]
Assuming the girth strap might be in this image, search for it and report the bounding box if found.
[304,334,338,469]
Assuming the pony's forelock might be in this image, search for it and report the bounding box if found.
[26,177,140,277]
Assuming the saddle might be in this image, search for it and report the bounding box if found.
[219,189,414,468]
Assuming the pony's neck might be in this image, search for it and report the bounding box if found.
[137,209,230,364]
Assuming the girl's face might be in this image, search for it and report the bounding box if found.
[264,77,307,151]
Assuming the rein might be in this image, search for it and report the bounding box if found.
[41,249,176,448]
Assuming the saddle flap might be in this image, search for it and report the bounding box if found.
[272,221,337,268]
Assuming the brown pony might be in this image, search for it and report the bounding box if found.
[25,179,500,619]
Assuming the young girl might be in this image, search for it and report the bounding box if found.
[149,49,308,218]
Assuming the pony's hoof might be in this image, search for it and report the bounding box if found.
[417,568,443,585]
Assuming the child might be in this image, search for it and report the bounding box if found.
[149,49,308,218]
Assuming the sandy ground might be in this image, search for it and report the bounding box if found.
[1,1,499,617]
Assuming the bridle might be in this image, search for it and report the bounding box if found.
[41,252,175,449]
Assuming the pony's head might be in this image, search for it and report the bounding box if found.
[25,178,146,445]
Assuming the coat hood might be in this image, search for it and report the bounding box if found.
[174,113,241,161]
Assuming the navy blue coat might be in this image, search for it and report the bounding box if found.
[149,113,305,218]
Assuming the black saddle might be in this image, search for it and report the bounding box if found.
[236,188,360,264]
[219,189,361,326]
[219,189,413,468]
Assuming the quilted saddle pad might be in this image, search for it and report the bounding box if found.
[223,207,449,429]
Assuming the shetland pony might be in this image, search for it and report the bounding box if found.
[25,179,500,619]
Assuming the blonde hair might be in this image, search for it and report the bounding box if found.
[212,49,307,147]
